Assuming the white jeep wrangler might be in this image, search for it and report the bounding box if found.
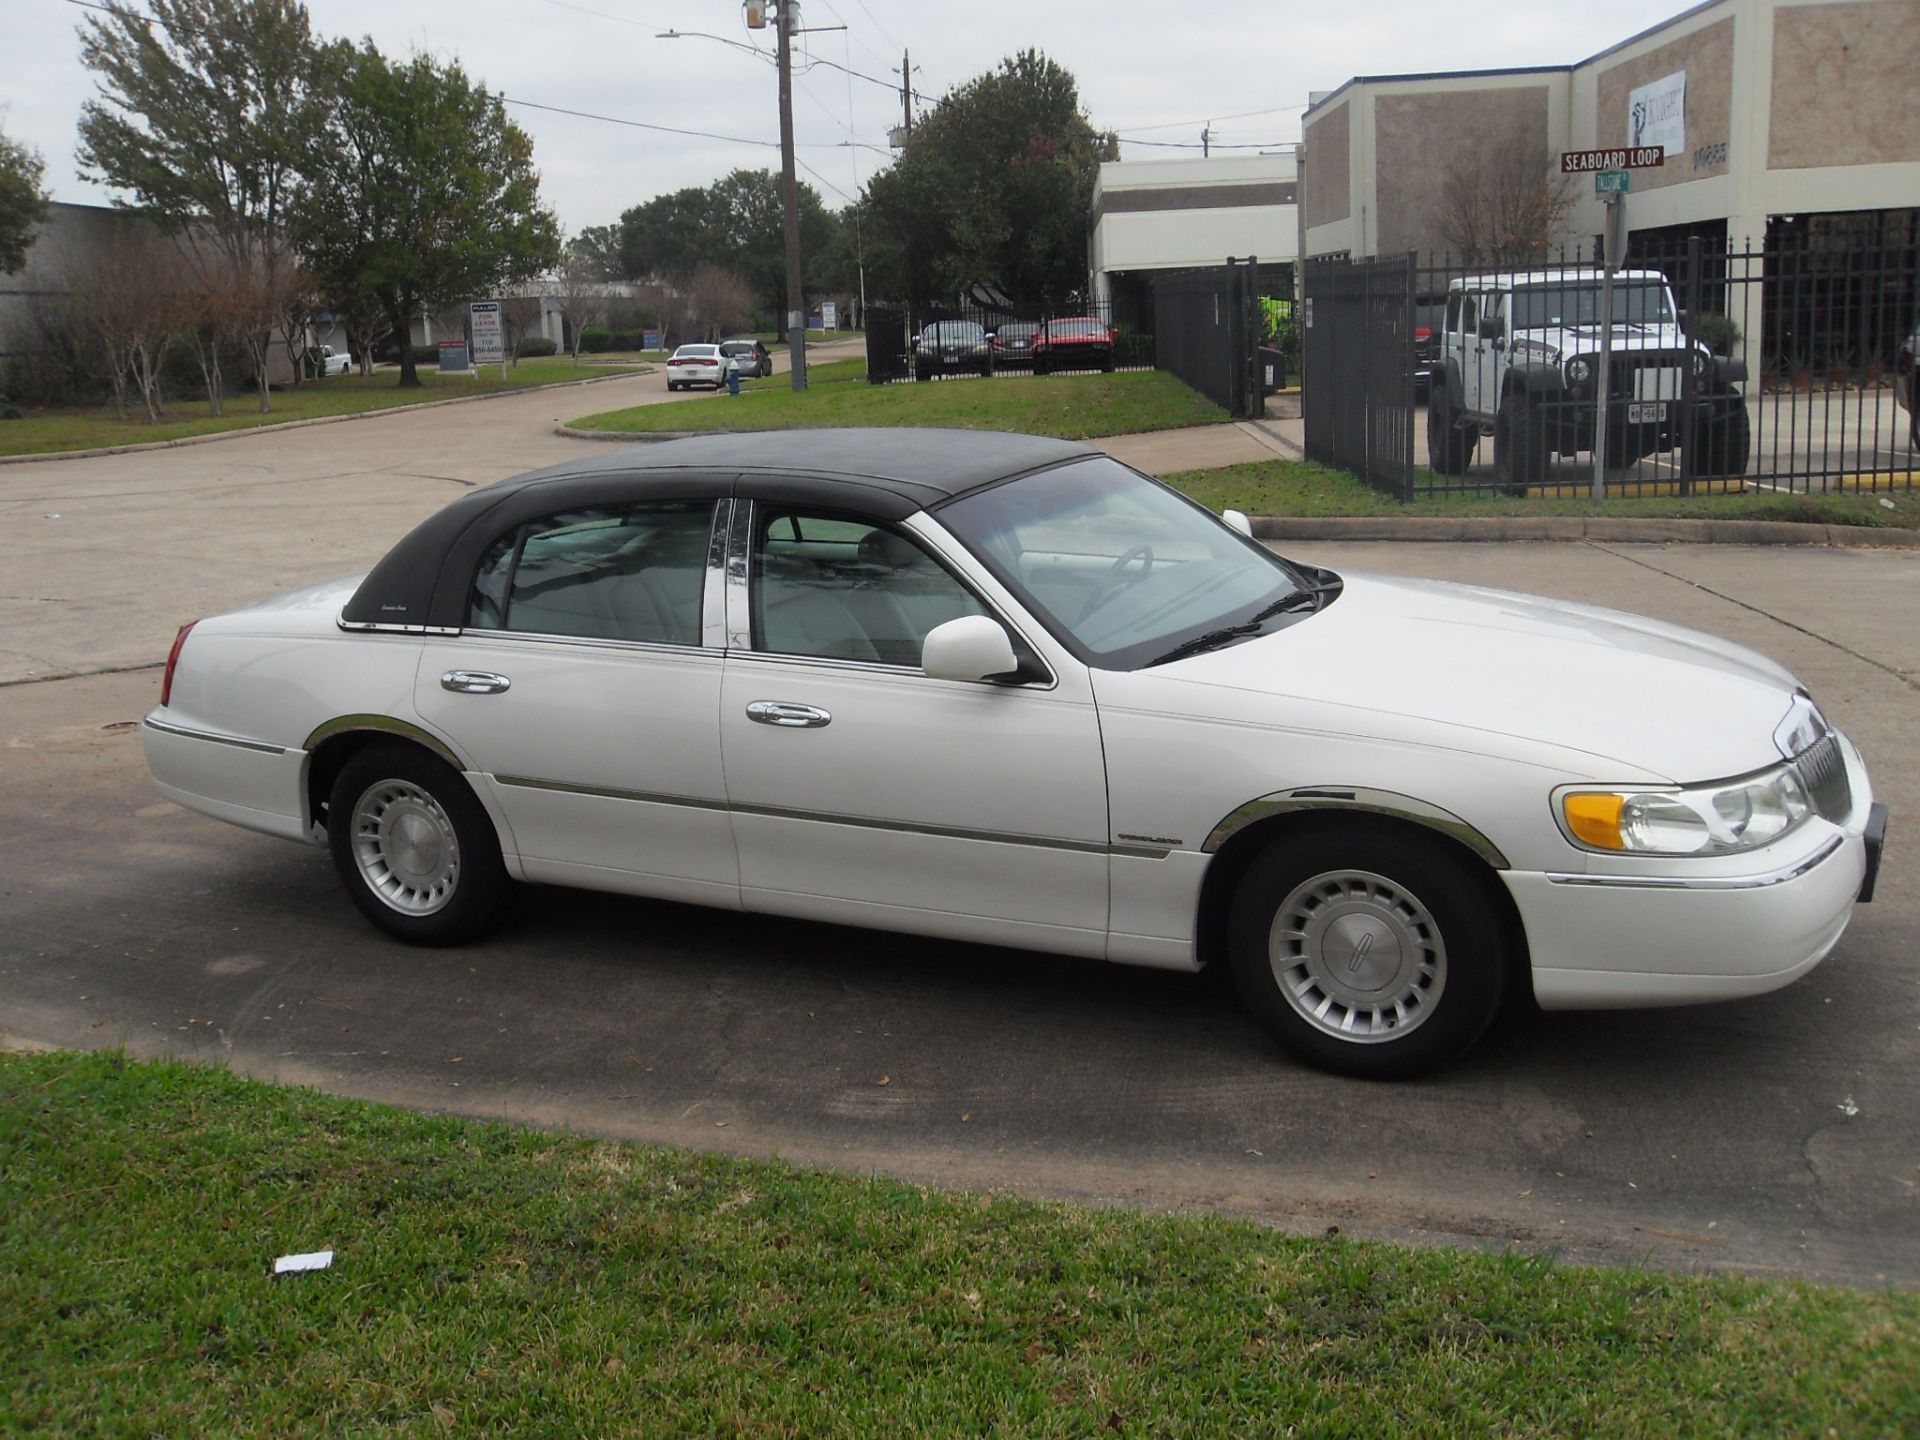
[1426,269,1750,489]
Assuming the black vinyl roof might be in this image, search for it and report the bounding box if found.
[341,429,1098,629]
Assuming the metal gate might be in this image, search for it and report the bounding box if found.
[1150,259,1264,419]
[1303,253,1416,498]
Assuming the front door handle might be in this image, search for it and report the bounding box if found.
[441,670,511,695]
[746,700,832,729]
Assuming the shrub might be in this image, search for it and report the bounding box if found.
[1695,312,1741,357]
[516,336,558,358]
[579,328,616,353]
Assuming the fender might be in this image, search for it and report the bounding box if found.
[1201,786,1510,869]
[1512,364,1565,394]
[303,713,467,772]
[1712,355,1748,385]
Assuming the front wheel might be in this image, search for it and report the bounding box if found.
[1426,377,1475,475]
[1493,389,1545,495]
[328,742,508,946]
[1226,823,1509,1078]
[1685,401,1751,479]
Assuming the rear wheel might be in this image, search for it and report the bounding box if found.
[1493,388,1545,495]
[328,742,508,946]
[1227,822,1509,1078]
[1426,377,1474,475]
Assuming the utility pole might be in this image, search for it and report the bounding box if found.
[900,48,913,136]
[1201,125,1210,158]
[775,0,806,389]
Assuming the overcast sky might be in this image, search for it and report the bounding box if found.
[6,0,1688,235]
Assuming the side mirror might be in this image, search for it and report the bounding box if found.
[922,614,1018,683]
[1478,318,1502,342]
[1222,508,1254,537]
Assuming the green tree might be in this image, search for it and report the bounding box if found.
[0,126,50,275]
[294,44,561,387]
[862,50,1100,306]
[76,0,334,409]
[569,223,625,282]
[616,169,842,322]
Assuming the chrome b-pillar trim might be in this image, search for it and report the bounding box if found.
[1200,786,1510,869]
[701,498,733,649]
[723,497,753,650]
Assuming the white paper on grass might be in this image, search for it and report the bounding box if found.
[272,1249,335,1275]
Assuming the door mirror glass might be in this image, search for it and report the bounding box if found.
[921,615,1017,682]
[1222,508,1253,537]
[1478,317,1503,341]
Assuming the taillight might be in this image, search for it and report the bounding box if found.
[161,620,198,707]
[1415,327,1432,340]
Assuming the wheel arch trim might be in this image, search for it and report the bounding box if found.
[303,714,467,774]
[1201,787,1510,870]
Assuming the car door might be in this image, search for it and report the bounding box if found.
[413,497,740,908]
[716,499,1111,957]
[1470,290,1505,416]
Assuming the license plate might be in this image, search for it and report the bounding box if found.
[1627,401,1667,424]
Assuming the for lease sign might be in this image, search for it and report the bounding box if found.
[469,301,506,364]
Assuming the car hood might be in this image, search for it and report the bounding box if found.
[1156,571,1800,781]
[1522,322,1697,357]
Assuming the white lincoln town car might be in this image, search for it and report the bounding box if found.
[142,430,1887,1077]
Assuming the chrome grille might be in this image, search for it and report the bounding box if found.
[1793,734,1851,823]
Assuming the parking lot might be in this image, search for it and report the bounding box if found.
[3,378,1917,1286]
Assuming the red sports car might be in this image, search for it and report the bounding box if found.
[1032,318,1116,375]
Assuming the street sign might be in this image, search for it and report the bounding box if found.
[1560,146,1665,173]
[469,301,506,365]
[1595,170,1632,195]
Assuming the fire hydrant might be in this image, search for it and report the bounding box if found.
[726,364,742,397]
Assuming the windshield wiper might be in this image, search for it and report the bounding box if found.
[1145,589,1327,667]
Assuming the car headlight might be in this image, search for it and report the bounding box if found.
[1560,763,1813,855]
[1691,349,1709,378]
[1565,356,1593,385]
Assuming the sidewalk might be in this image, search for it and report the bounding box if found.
[1089,412,1305,475]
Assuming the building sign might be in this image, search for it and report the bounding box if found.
[469,301,506,364]
[643,327,661,350]
[820,300,838,331]
[1628,70,1686,158]
[437,339,470,372]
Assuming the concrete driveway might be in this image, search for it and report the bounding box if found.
[2,375,1916,1287]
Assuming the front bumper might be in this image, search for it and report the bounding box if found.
[1512,733,1882,1010]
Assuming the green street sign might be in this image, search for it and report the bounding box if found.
[1595,170,1632,195]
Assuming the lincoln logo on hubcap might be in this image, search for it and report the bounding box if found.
[1346,931,1377,974]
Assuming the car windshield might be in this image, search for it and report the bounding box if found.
[937,457,1319,670]
[1509,281,1675,329]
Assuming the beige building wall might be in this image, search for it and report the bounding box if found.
[1302,101,1351,231]
[1592,16,1736,192]
[1373,87,1554,256]
[1769,0,1920,170]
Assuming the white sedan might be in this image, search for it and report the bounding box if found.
[141,430,1886,1077]
[665,343,728,391]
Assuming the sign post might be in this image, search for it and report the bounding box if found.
[1561,147,1666,501]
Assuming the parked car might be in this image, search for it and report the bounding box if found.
[914,321,991,381]
[306,344,351,378]
[720,338,773,379]
[666,344,728,391]
[142,429,1885,1079]
[1412,296,1445,398]
[990,321,1043,369]
[1031,317,1115,374]
[1427,269,1749,491]
[1898,328,1918,449]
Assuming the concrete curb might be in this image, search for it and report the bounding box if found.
[0,368,653,466]
[1250,515,1920,547]
[554,425,724,444]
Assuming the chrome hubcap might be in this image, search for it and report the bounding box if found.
[351,779,460,917]
[1268,869,1446,1043]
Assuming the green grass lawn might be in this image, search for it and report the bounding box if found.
[0,357,649,459]
[571,362,1229,442]
[1166,460,1920,529]
[5,1050,1916,1437]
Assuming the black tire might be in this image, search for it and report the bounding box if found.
[1685,401,1751,478]
[1226,822,1509,1079]
[327,741,508,946]
[1426,377,1475,476]
[1493,388,1545,495]
[915,364,932,383]
[1100,355,1115,373]
[667,381,681,392]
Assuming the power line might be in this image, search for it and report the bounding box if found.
[502,96,780,149]
[1111,102,1309,136]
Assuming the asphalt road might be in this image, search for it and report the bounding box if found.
[3,375,1917,1287]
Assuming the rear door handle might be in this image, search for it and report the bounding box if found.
[441,670,511,695]
[746,700,831,728]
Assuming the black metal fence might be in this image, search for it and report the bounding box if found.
[1303,254,1416,492]
[863,299,1153,386]
[1151,258,1267,419]
[1306,228,1920,500]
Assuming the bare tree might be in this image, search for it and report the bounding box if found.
[498,294,543,363]
[1428,139,1575,265]
[67,225,185,422]
[686,265,752,342]
[552,252,612,362]
[269,259,321,385]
